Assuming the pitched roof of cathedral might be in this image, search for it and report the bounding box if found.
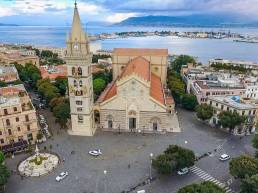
[113,48,168,56]
[97,56,168,106]
[119,56,150,81]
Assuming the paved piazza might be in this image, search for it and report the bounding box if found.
[5,108,254,193]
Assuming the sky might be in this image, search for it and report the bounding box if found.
[0,0,258,25]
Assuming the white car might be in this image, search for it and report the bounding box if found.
[56,172,68,182]
[177,167,189,175]
[88,149,102,156]
[219,154,231,161]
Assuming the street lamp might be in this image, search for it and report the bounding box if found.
[104,170,107,193]
[149,153,153,181]
[184,140,188,144]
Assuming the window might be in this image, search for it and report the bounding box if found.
[79,80,83,87]
[17,127,21,132]
[27,125,30,131]
[75,90,83,96]
[216,103,218,107]
[78,67,82,76]
[210,101,212,105]
[74,80,78,87]
[6,119,10,126]
[0,131,2,135]
[227,107,230,111]
[16,117,19,122]
[8,129,12,135]
[78,115,83,123]
[13,107,17,112]
[76,100,83,105]
[77,107,83,112]
[253,110,256,115]
[242,111,245,116]
[25,115,29,122]
[72,67,76,75]
[4,109,8,115]
[249,110,252,115]
[0,139,4,144]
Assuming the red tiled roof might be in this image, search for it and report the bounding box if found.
[113,48,168,56]
[150,73,165,105]
[97,80,117,103]
[119,56,150,81]
[40,65,67,80]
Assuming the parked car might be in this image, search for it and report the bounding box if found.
[219,154,230,161]
[177,167,189,175]
[88,149,102,156]
[56,172,68,182]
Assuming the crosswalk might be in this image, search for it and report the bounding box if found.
[189,165,234,193]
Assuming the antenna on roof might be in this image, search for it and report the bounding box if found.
[74,0,77,8]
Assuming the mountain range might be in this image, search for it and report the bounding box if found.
[117,15,258,27]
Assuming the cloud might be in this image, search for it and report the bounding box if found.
[1,0,258,24]
[106,12,138,23]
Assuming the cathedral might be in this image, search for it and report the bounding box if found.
[66,2,180,136]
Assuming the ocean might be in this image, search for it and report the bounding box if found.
[1,25,258,64]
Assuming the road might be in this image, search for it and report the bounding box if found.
[5,108,255,193]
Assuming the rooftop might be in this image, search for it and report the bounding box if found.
[209,95,256,110]
[0,65,18,75]
[40,65,67,80]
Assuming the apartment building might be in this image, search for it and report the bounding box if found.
[207,95,257,135]
[0,85,39,149]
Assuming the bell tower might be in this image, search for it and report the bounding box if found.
[65,1,95,136]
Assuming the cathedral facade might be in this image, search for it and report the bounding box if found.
[66,2,180,136]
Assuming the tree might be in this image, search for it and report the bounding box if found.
[37,79,60,102]
[49,97,67,111]
[241,174,258,193]
[218,111,245,132]
[0,81,7,87]
[252,134,258,157]
[178,181,226,193]
[0,164,10,192]
[229,155,258,179]
[196,104,214,121]
[167,69,186,104]
[93,78,106,97]
[181,94,198,110]
[0,151,4,164]
[152,145,195,175]
[171,55,196,73]
[54,77,68,96]
[53,101,70,129]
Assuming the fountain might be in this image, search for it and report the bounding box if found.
[18,144,60,177]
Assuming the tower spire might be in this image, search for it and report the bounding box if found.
[70,0,88,43]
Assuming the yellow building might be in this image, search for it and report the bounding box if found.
[0,85,39,147]
[0,52,39,67]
